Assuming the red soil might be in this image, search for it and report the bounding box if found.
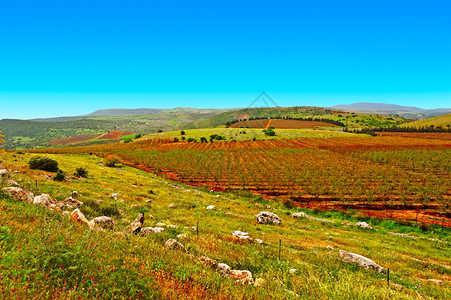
[46,134,102,146]
[96,131,133,140]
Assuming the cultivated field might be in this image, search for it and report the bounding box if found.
[31,135,451,227]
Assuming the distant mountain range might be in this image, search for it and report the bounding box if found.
[332,103,451,119]
[86,107,236,117]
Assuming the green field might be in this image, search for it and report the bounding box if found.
[402,113,451,129]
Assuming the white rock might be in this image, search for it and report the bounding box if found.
[110,193,120,200]
[168,203,176,208]
[141,227,165,235]
[356,222,373,229]
[148,214,154,219]
[177,234,187,239]
[91,216,115,229]
[2,187,34,202]
[339,250,385,273]
[289,268,297,274]
[218,263,231,274]
[255,211,282,225]
[71,191,80,198]
[206,205,216,210]
[5,179,19,187]
[200,256,218,267]
[233,230,250,240]
[216,195,220,198]
[128,213,144,234]
[255,239,263,244]
[155,222,166,227]
[33,194,54,207]
[427,279,443,285]
[166,224,178,229]
[164,238,185,250]
[292,212,309,219]
[327,245,334,250]
[229,270,253,285]
[0,169,8,177]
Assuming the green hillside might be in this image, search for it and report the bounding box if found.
[401,113,451,129]
[185,106,408,129]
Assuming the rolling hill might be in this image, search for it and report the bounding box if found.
[401,113,451,129]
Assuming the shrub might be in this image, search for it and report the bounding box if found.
[74,167,88,178]
[104,155,120,167]
[265,129,276,136]
[187,137,196,143]
[200,137,208,143]
[180,131,186,135]
[28,156,59,172]
[173,137,179,142]
[181,136,186,141]
[53,169,65,182]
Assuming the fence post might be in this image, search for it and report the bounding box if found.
[387,268,390,287]
[196,221,199,236]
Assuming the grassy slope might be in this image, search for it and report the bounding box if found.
[144,128,369,141]
[401,114,451,129]
[0,151,449,299]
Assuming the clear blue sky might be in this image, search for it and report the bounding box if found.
[0,0,450,119]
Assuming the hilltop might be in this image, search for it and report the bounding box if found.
[333,102,451,119]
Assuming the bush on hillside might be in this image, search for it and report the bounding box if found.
[74,167,88,178]
[28,156,59,172]
[104,155,120,167]
[53,169,65,181]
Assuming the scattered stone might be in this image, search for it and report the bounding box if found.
[148,214,154,219]
[141,227,165,235]
[327,245,334,250]
[356,222,373,229]
[71,191,80,198]
[190,226,197,231]
[164,238,185,251]
[292,212,309,219]
[70,209,94,229]
[91,216,115,230]
[289,268,297,274]
[145,199,153,204]
[388,232,418,239]
[218,263,231,274]
[63,196,83,209]
[254,278,265,287]
[128,213,144,234]
[130,204,140,208]
[177,234,187,239]
[33,194,54,207]
[62,211,70,217]
[216,195,220,198]
[342,221,353,227]
[233,230,250,241]
[155,222,166,227]
[206,205,216,210]
[292,211,332,223]
[339,250,386,274]
[255,211,282,225]
[255,239,263,244]
[166,224,178,229]
[2,187,34,202]
[229,270,253,285]
[168,203,176,208]
[427,279,443,285]
[285,289,299,297]
[200,256,218,268]
[5,179,19,187]
[266,206,271,209]
[110,193,120,200]
[0,169,8,177]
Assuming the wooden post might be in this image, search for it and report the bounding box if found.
[196,221,199,236]
[387,268,390,287]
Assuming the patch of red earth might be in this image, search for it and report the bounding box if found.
[294,200,451,228]
[96,131,133,140]
[230,119,338,129]
[46,134,103,146]
[104,155,451,228]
